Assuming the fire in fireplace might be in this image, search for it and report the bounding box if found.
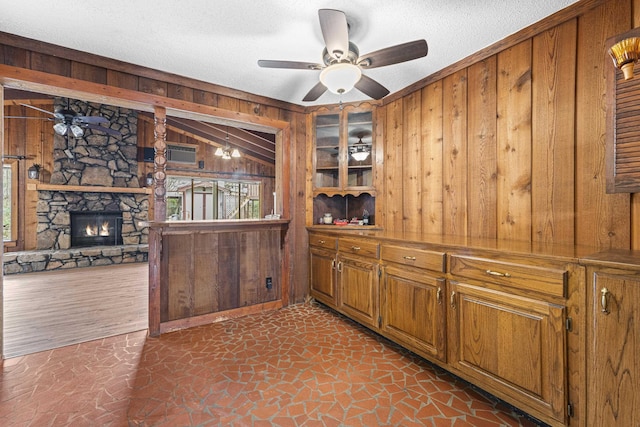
[70,211,123,247]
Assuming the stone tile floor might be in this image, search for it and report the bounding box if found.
[0,303,546,426]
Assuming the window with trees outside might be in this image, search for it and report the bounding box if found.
[165,176,261,221]
[3,161,18,243]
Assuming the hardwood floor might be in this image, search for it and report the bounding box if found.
[3,263,148,358]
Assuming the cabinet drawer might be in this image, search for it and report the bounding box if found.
[382,245,445,273]
[449,255,567,298]
[339,238,379,259]
[309,233,337,250]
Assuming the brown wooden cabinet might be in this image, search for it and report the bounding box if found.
[313,107,375,195]
[336,237,380,328]
[308,232,339,308]
[448,254,569,426]
[380,244,447,362]
[585,262,640,427]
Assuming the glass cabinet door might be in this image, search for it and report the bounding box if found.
[346,111,373,188]
[314,113,340,189]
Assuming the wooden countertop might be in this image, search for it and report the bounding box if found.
[307,226,640,266]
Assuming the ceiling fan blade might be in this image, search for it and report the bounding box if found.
[5,116,53,120]
[355,75,390,100]
[319,9,349,60]
[258,60,323,70]
[302,81,328,102]
[75,115,109,125]
[358,39,428,69]
[19,103,56,117]
[85,123,122,137]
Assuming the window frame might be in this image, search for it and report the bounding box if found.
[3,159,18,247]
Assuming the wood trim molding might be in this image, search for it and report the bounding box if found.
[0,31,306,114]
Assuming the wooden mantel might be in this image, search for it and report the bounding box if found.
[29,183,152,194]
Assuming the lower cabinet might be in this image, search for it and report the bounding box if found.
[381,265,446,362]
[448,280,566,425]
[585,263,640,427]
[336,237,380,329]
[309,246,337,307]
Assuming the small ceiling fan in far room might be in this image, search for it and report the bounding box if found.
[6,100,121,138]
[258,9,428,102]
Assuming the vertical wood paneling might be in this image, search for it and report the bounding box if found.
[632,0,640,250]
[240,231,260,306]
[71,63,107,84]
[532,20,578,245]
[576,0,631,249]
[106,70,139,91]
[421,82,444,235]
[193,233,217,315]
[496,41,533,242]
[467,57,498,239]
[384,99,404,232]
[166,234,194,321]
[442,70,468,236]
[403,92,422,233]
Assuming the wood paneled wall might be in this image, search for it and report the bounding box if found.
[379,0,639,251]
[0,31,309,303]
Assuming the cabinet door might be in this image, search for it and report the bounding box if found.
[314,113,340,189]
[381,266,446,362]
[588,268,640,426]
[448,281,566,425]
[309,247,337,308]
[337,254,379,329]
[345,110,373,189]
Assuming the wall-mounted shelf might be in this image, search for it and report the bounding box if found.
[28,183,153,194]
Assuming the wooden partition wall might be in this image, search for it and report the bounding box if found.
[377,0,640,252]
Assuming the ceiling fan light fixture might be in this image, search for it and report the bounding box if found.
[53,122,68,136]
[70,124,84,138]
[320,63,362,94]
[351,150,370,162]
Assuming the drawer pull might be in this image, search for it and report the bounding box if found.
[351,246,361,251]
[601,287,610,315]
[403,256,417,261]
[436,287,442,304]
[485,269,511,278]
[318,239,326,244]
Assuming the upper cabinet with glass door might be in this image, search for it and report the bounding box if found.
[313,107,375,195]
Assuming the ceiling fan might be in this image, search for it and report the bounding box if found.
[6,100,121,138]
[258,9,428,102]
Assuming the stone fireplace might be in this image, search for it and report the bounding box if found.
[35,98,148,251]
[3,98,150,275]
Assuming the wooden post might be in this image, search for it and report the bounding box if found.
[148,106,167,337]
[153,106,167,221]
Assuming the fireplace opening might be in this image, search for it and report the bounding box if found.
[70,211,123,247]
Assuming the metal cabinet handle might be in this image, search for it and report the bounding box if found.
[331,259,336,270]
[486,269,511,278]
[318,239,325,244]
[450,291,456,309]
[351,246,361,251]
[436,287,442,304]
[601,287,610,314]
[403,256,417,261]
[337,261,343,272]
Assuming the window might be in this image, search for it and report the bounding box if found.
[3,161,18,243]
[165,176,261,220]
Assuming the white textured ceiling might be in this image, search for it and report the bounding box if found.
[0,0,579,106]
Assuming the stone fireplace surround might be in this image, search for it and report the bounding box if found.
[3,98,149,274]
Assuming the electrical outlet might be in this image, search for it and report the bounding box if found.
[265,277,273,289]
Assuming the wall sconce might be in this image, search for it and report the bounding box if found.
[145,172,154,187]
[609,37,640,80]
[27,164,41,180]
